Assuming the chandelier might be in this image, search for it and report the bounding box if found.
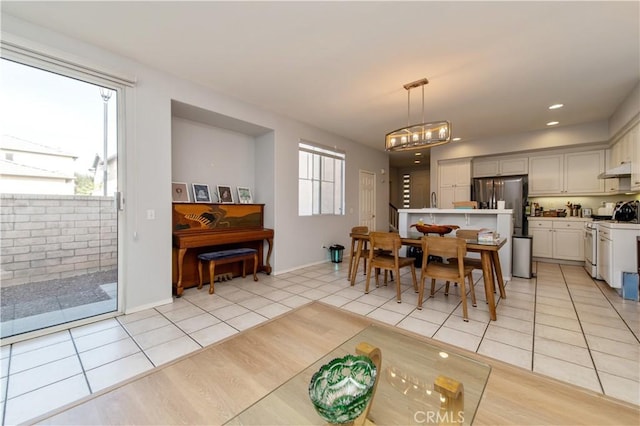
[385,78,451,151]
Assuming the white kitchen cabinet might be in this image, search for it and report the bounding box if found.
[610,130,633,168]
[597,223,640,289]
[438,159,471,208]
[629,124,640,192]
[473,156,528,177]
[439,186,472,210]
[603,149,628,194]
[564,151,605,194]
[608,121,638,192]
[529,219,584,261]
[528,150,604,195]
[530,220,553,258]
[529,155,563,194]
[552,221,585,261]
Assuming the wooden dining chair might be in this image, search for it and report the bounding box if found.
[454,229,506,298]
[349,226,394,285]
[364,232,418,303]
[418,236,476,321]
[447,255,505,302]
[349,226,370,284]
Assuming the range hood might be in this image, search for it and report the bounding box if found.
[598,162,632,179]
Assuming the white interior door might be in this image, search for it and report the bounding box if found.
[359,170,376,230]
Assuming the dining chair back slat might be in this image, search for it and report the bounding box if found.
[419,236,476,321]
[364,232,418,303]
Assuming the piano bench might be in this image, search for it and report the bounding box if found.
[197,248,259,294]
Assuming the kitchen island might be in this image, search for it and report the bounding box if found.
[398,208,513,281]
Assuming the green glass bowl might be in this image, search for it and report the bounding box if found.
[308,354,377,424]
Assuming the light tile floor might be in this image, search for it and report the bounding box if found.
[1,260,639,425]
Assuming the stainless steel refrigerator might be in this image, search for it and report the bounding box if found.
[472,175,528,236]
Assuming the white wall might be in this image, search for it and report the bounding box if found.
[2,15,389,313]
[171,117,256,200]
[609,81,640,138]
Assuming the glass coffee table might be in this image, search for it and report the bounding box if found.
[225,324,491,425]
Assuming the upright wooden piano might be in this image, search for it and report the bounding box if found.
[172,203,274,297]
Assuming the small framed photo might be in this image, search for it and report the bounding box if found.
[217,185,234,203]
[237,186,253,204]
[192,183,212,203]
[172,182,190,202]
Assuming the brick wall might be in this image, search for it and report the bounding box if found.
[0,194,117,287]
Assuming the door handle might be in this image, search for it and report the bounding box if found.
[115,191,124,211]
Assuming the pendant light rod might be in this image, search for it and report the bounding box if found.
[404,78,429,127]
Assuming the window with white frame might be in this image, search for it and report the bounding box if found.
[402,173,411,208]
[298,140,345,216]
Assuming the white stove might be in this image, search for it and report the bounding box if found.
[584,221,598,278]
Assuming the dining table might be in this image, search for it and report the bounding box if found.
[348,231,507,321]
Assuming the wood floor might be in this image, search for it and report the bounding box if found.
[35,302,639,425]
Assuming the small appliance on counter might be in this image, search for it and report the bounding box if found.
[612,200,639,223]
[597,202,616,217]
[582,208,592,218]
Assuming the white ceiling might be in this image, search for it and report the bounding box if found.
[3,1,639,167]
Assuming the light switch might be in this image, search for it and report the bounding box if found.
[146,209,155,220]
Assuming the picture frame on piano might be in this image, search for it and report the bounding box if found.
[237,186,252,204]
[192,183,212,203]
[217,185,234,203]
[172,182,190,203]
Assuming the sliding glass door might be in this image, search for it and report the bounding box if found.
[0,57,122,339]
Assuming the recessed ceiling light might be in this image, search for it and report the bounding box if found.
[453,137,461,142]
[415,152,422,156]
[548,103,564,110]
[414,160,421,164]
[547,121,559,126]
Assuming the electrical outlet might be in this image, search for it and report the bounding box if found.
[146,209,155,220]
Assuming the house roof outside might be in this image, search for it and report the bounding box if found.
[0,135,76,181]
[0,158,73,179]
[1,134,77,158]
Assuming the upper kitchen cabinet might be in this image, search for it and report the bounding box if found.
[610,128,633,167]
[438,159,471,208]
[528,154,563,194]
[473,156,528,177]
[604,149,631,194]
[629,123,640,191]
[529,150,605,196]
[610,120,639,192]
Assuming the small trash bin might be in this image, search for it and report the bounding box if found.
[406,246,423,267]
[622,272,639,301]
[329,244,345,263]
[512,235,533,279]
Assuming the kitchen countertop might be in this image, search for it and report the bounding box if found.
[399,208,513,214]
[597,221,640,230]
[527,216,592,222]
[527,216,640,229]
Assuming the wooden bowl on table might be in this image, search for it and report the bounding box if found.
[410,224,460,236]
